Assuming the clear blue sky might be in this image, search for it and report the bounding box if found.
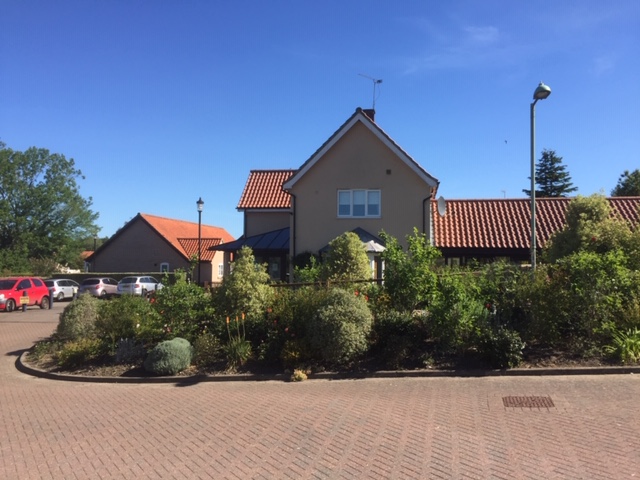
[2,1,639,240]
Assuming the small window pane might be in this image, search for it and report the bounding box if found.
[367,191,380,216]
[338,191,351,216]
[353,191,365,216]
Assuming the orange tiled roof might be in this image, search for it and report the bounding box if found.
[237,170,296,209]
[431,197,640,249]
[140,214,234,261]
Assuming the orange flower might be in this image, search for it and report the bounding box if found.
[226,316,230,324]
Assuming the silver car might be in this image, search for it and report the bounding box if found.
[117,276,163,296]
[44,279,80,301]
[78,277,119,298]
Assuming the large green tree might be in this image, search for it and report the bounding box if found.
[523,149,577,198]
[611,169,640,196]
[0,142,99,274]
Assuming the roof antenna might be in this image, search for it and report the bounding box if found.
[358,74,383,110]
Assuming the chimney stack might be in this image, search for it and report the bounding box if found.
[362,108,375,122]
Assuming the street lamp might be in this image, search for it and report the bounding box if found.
[196,197,204,285]
[530,82,551,272]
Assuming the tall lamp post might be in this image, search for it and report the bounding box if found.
[530,82,551,272]
[196,197,204,285]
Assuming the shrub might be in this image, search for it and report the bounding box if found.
[56,293,100,341]
[192,333,223,368]
[427,271,486,355]
[372,310,425,369]
[476,326,525,369]
[305,287,373,367]
[150,270,214,342]
[115,338,146,365]
[143,337,193,375]
[290,369,308,382]
[379,229,440,311]
[604,328,640,364]
[225,336,252,370]
[320,232,372,284]
[96,294,157,352]
[57,338,105,369]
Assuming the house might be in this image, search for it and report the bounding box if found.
[87,213,234,285]
[215,107,440,280]
[431,197,640,266]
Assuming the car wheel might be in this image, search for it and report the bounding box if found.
[5,299,16,313]
[40,297,50,310]
[99,290,107,297]
[57,292,64,301]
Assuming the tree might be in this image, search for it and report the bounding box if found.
[611,169,640,197]
[523,149,577,198]
[543,194,640,268]
[320,232,371,284]
[0,142,99,274]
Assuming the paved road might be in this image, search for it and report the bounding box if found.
[1,303,639,479]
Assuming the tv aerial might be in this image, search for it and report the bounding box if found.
[358,73,383,110]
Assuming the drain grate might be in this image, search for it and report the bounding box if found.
[502,396,555,409]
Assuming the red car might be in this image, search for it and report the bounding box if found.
[0,277,51,312]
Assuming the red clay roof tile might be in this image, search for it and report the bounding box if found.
[431,197,640,249]
[140,214,234,261]
[237,170,296,210]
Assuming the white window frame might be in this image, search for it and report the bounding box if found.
[337,189,381,218]
[218,263,224,278]
[160,262,169,273]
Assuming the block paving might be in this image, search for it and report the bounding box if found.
[1,303,639,479]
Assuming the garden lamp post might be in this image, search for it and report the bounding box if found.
[197,197,204,285]
[530,82,551,272]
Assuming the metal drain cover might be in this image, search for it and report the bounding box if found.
[502,396,555,409]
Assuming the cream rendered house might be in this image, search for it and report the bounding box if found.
[218,108,440,281]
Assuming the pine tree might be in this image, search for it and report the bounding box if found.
[611,169,640,196]
[523,149,577,197]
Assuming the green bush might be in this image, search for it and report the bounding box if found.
[193,333,223,368]
[604,328,640,364]
[143,337,193,375]
[96,294,157,352]
[225,336,252,370]
[476,326,525,369]
[56,294,100,341]
[305,287,373,367]
[115,338,146,365]
[150,270,214,342]
[372,310,425,369]
[427,271,486,355]
[57,338,105,369]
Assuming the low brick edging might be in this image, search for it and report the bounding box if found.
[16,351,640,384]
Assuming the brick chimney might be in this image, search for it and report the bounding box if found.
[362,108,375,122]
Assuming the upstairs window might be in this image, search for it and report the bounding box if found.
[337,189,381,218]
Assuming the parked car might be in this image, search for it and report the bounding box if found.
[78,277,119,298]
[116,276,163,297]
[44,279,80,301]
[0,277,51,312]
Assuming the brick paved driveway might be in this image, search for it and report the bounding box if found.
[1,303,639,479]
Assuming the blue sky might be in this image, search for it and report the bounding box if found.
[2,1,639,240]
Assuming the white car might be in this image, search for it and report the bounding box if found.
[44,279,80,301]
[117,276,163,297]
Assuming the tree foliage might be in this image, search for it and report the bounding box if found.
[611,169,640,197]
[523,149,577,198]
[0,142,99,273]
[544,194,640,268]
[320,232,371,284]
[379,228,441,311]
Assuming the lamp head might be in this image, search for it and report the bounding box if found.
[533,82,551,101]
[196,197,204,212]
